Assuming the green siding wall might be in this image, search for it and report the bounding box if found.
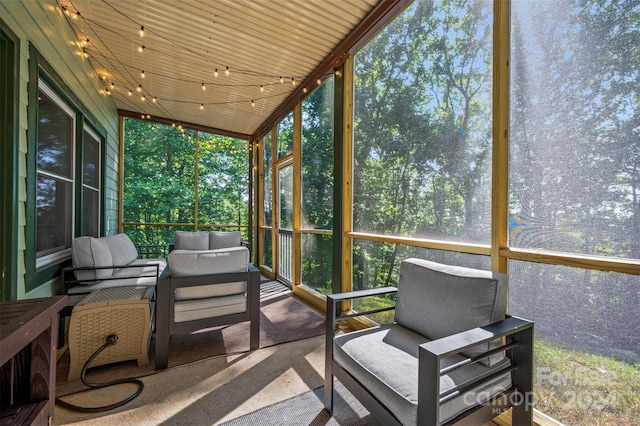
[1,0,119,299]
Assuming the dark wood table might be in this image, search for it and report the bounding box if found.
[1,295,67,426]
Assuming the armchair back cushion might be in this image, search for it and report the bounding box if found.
[174,231,209,250]
[209,231,241,250]
[395,258,508,365]
[71,236,113,281]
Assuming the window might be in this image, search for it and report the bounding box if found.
[261,131,273,268]
[81,126,101,237]
[276,112,293,159]
[122,117,249,244]
[353,0,493,245]
[509,1,640,424]
[36,80,75,260]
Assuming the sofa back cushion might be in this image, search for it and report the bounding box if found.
[71,236,114,282]
[103,233,139,266]
[209,231,241,250]
[394,258,508,365]
[174,231,209,250]
[168,246,249,277]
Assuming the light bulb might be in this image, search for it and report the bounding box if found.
[141,95,146,101]
[138,45,145,53]
[105,88,111,95]
[202,82,206,91]
[251,100,255,107]
[291,77,296,86]
[260,85,264,92]
[82,48,89,58]
[73,11,80,20]
[139,26,145,37]
[136,85,142,92]
[280,76,284,84]
[146,114,150,119]
[214,68,218,77]
[128,89,133,96]
[303,87,307,93]
[152,97,157,103]
[317,77,322,85]
[141,70,145,78]
[200,103,204,110]
[225,66,230,76]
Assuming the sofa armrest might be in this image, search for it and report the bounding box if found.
[61,263,160,295]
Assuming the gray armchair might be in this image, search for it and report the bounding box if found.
[325,258,534,425]
[155,231,260,370]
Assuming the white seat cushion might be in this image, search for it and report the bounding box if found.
[333,324,512,426]
[174,294,247,322]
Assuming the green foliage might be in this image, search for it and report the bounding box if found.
[123,118,249,245]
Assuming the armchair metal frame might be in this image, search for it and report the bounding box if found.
[325,287,534,426]
[154,263,260,370]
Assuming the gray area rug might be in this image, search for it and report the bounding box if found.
[218,381,378,426]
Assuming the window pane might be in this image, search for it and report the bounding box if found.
[301,233,332,294]
[37,88,74,178]
[83,129,100,189]
[198,132,248,231]
[263,132,272,226]
[82,187,99,237]
[123,118,195,225]
[302,77,334,230]
[262,228,273,268]
[276,112,293,159]
[509,260,640,424]
[36,175,72,256]
[353,1,493,244]
[278,164,293,230]
[509,1,640,259]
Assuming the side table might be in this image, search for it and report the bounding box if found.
[67,286,153,381]
[0,295,67,426]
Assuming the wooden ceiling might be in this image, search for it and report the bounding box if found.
[58,0,385,138]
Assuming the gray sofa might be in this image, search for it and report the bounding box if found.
[155,231,260,370]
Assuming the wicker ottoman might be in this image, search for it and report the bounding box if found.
[67,285,154,381]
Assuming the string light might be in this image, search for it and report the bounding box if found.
[303,87,307,93]
[317,77,322,85]
[251,99,255,107]
[280,76,284,84]
[152,96,157,103]
[225,66,230,76]
[260,85,264,92]
[73,11,80,20]
[214,68,218,77]
[128,89,133,96]
[200,103,204,110]
[291,77,296,86]
[136,84,142,92]
[139,26,145,37]
[111,82,115,89]
[82,48,89,58]
[141,94,146,101]
[138,45,145,53]
[80,38,89,47]
[202,82,206,91]
[141,70,145,78]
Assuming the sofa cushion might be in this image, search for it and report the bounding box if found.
[395,258,508,366]
[174,294,247,323]
[71,236,114,282]
[333,324,512,425]
[103,233,139,267]
[209,231,241,250]
[167,247,249,277]
[174,231,209,250]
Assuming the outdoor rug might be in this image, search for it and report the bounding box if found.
[218,381,378,426]
[56,281,325,397]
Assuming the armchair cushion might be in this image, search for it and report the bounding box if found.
[174,231,209,250]
[167,247,249,277]
[395,258,508,366]
[71,236,113,281]
[209,231,242,250]
[333,324,512,425]
[174,294,248,322]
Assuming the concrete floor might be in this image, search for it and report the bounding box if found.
[55,334,326,425]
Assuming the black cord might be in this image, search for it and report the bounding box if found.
[55,334,145,413]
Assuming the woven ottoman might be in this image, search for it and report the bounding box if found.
[67,285,154,381]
